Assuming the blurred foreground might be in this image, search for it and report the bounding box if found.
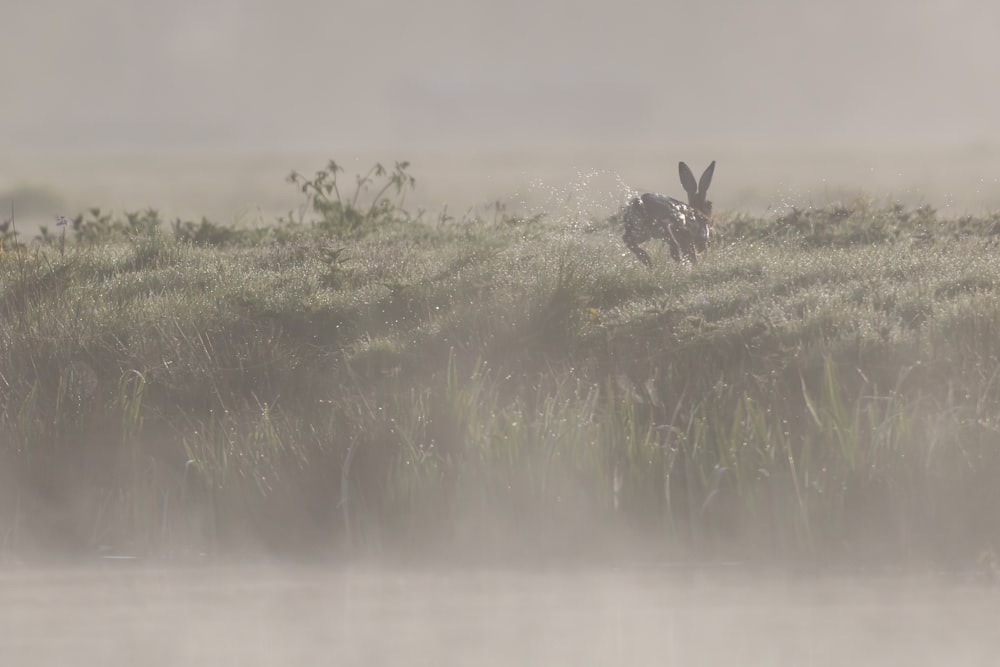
[1,566,997,667]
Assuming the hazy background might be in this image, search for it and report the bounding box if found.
[4,7,1000,662]
[3,0,999,225]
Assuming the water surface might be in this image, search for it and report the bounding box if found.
[2,565,997,666]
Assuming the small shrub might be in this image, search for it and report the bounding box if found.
[284,160,416,238]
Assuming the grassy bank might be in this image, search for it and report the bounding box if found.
[2,162,1000,569]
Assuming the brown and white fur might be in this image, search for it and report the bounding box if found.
[622,161,716,266]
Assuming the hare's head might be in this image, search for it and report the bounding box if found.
[679,161,715,216]
[689,209,713,254]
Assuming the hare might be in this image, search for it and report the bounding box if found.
[622,161,716,266]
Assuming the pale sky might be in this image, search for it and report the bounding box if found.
[3,0,998,152]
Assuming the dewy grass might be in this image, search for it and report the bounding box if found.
[3,162,1000,567]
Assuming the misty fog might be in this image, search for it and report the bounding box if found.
[4,3,1000,666]
[2,0,999,223]
[4,567,1000,666]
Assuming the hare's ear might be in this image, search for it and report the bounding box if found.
[679,162,698,196]
[698,161,716,194]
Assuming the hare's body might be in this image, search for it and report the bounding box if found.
[622,161,716,266]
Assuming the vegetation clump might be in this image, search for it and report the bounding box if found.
[2,162,1000,570]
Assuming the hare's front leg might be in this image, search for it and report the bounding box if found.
[624,232,653,267]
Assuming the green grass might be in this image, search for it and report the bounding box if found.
[3,164,1000,569]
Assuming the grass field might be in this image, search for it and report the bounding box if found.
[2,158,1000,570]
